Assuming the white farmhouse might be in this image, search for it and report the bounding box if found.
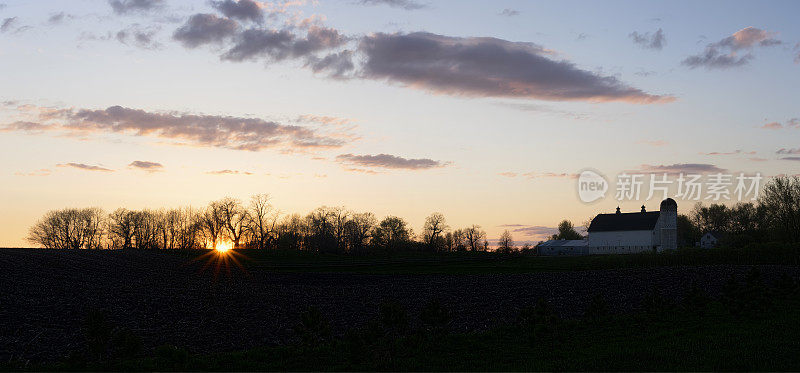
[586,198,677,254]
[699,231,725,248]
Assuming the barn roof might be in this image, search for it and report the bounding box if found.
[588,211,660,232]
[539,239,588,247]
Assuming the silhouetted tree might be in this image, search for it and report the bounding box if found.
[759,176,800,243]
[551,220,583,240]
[28,208,105,249]
[372,216,411,251]
[277,213,306,251]
[463,225,486,251]
[306,206,339,253]
[344,212,376,252]
[108,208,135,249]
[216,197,247,249]
[692,203,730,234]
[247,194,278,250]
[677,213,700,247]
[497,230,515,252]
[422,212,449,251]
[201,201,225,249]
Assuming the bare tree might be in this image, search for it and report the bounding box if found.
[216,197,248,248]
[202,201,225,249]
[173,207,202,249]
[131,210,159,249]
[422,212,449,251]
[463,225,486,251]
[277,213,307,251]
[330,206,349,251]
[108,208,136,248]
[497,230,515,252]
[28,208,105,249]
[344,212,376,252]
[247,194,279,250]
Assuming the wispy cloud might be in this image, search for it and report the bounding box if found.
[500,224,557,240]
[205,169,254,175]
[356,0,426,10]
[777,148,800,155]
[296,114,353,126]
[523,172,579,179]
[14,168,52,177]
[1,105,351,152]
[633,163,727,174]
[0,16,26,34]
[57,163,114,172]
[683,27,781,69]
[128,160,163,172]
[699,149,756,156]
[108,0,164,15]
[499,9,519,17]
[500,171,579,179]
[795,42,800,64]
[337,153,447,170]
[629,28,666,50]
[116,24,161,49]
[47,12,75,25]
[761,118,799,130]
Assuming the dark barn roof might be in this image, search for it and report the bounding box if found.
[588,211,660,232]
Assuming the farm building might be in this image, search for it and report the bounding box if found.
[539,198,678,255]
[700,231,725,248]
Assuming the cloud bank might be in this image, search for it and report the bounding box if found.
[2,105,350,152]
[336,153,446,170]
[58,163,114,172]
[635,163,727,174]
[168,5,672,105]
[359,32,674,103]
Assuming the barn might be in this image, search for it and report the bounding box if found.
[586,198,678,254]
[539,198,678,255]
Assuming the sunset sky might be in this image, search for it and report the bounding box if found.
[1,0,799,247]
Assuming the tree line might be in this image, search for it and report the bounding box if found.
[27,194,490,253]
[679,176,800,247]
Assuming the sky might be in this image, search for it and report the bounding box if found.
[1,0,799,247]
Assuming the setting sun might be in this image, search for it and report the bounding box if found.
[214,241,233,253]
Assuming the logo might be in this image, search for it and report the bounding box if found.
[578,169,608,203]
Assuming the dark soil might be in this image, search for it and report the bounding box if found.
[1,249,797,363]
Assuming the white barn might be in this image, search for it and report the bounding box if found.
[539,198,678,255]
